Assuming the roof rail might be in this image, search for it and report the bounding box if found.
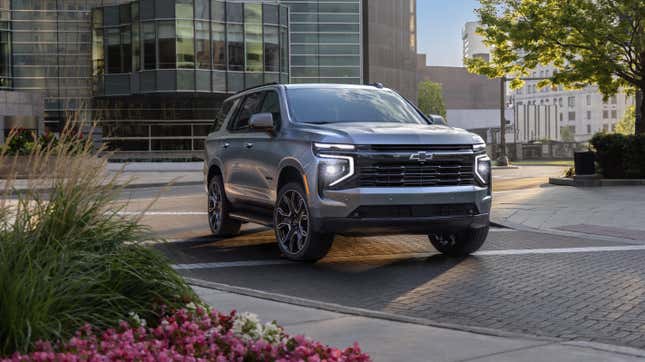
[367,82,384,89]
[235,82,281,95]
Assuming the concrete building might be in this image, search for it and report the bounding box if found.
[462,21,489,62]
[0,0,417,158]
[417,55,505,141]
[511,64,635,142]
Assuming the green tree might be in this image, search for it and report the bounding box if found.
[466,0,645,134]
[418,80,447,118]
[616,106,636,135]
[560,126,575,142]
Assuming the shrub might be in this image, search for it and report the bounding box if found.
[1,306,371,361]
[590,133,645,179]
[0,124,196,355]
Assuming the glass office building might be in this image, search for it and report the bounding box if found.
[0,0,418,158]
[91,0,289,155]
[280,0,361,84]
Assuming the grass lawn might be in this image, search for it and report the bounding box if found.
[512,160,574,167]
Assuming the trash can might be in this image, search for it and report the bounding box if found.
[574,151,595,175]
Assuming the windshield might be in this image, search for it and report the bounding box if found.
[286,87,428,124]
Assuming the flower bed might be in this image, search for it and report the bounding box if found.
[2,305,371,362]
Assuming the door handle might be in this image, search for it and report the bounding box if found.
[223,143,230,148]
[245,143,254,149]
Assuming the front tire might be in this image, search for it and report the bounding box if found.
[208,175,242,237]
[428,227,489,257]
[274,182,334,262]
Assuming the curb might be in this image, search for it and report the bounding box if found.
[5,180,203,196]
[187,277,556,342]
[187,278,645,359]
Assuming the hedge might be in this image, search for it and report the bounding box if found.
[590,133,645,179]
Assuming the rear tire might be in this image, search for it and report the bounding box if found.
[274,182,334,262]
[208,175,242,237]
[428,227,489,257]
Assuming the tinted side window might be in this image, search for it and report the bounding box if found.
[230,92,265,131]
[260,91,282,124]
[213,99,237,132]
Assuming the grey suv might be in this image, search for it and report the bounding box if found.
[204,84,491,261]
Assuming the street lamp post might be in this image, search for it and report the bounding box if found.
[498,76,509,166]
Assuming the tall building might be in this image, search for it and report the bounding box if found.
[0,0,417,158]
[510,64,635,142]
[462,21,489,62]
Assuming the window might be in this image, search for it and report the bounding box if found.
[158,21,176,69]
[226,2,243,22]
[568,112,576,121]
[142,22,156,69]
[260,91,282,123]
[132,23,140,70]
[568,96,575,107]
[586,95,591,106]
[121,26,132,72]
[195,0,209,19]
[245,3,263,72]
[230,92,265,130]
[106,28,121,73]
[214,98,238,131]
[176,0,193,18]
[211,0,225,22]
[176,20,194,68]
[603,110,609,119]
[611,95,617,104]
[611,110,617,119]
[603,124,609,132]
[587,124,591,134]
[559,113,563,122]
[586,111,591,120]
[195,21,210,69]
[264,26,279,72]
[212,23,226,70]
[286,88,428,125]
[227,24,244,71]
[558,98,563,107]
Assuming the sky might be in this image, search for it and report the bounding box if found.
[416,0,481,67]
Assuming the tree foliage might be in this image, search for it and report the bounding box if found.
[616,106,636,135]
[466,0,645,134]
[418,80,447,118]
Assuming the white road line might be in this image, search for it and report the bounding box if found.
[117,211,207,215]
[474,245,645,256]
[171,245,645,270]
[173,260,292,270]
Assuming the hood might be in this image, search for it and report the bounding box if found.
[294,122,478,145]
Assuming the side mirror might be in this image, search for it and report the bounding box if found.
[249,113,275,131]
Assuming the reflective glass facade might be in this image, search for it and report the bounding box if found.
[92,0,289,96]
[91,0,289,156]
[0,0,10,89]
[280,0,362,84]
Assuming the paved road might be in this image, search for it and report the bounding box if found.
[118,166,645,350]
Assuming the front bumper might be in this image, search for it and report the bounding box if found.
[308,185,492,235]
[312,213,490,235]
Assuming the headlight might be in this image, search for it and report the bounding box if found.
[475,154,491,185]
[313,143,355,154]
[473,143,487,152]
[318,155,354,187]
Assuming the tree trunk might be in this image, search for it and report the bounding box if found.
[636,89,644,135]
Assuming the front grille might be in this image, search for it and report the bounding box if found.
[366,144,473,152]
[357,157,475,187]
[350,204,478,218]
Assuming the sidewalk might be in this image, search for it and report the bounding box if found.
[492,185,645,242]
[193,284,645,362]
[3,162,204,193]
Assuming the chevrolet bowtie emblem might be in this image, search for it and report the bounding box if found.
[410,151,433,162]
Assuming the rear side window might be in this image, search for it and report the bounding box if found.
[229,92,265,131]
[213,99,238,132]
